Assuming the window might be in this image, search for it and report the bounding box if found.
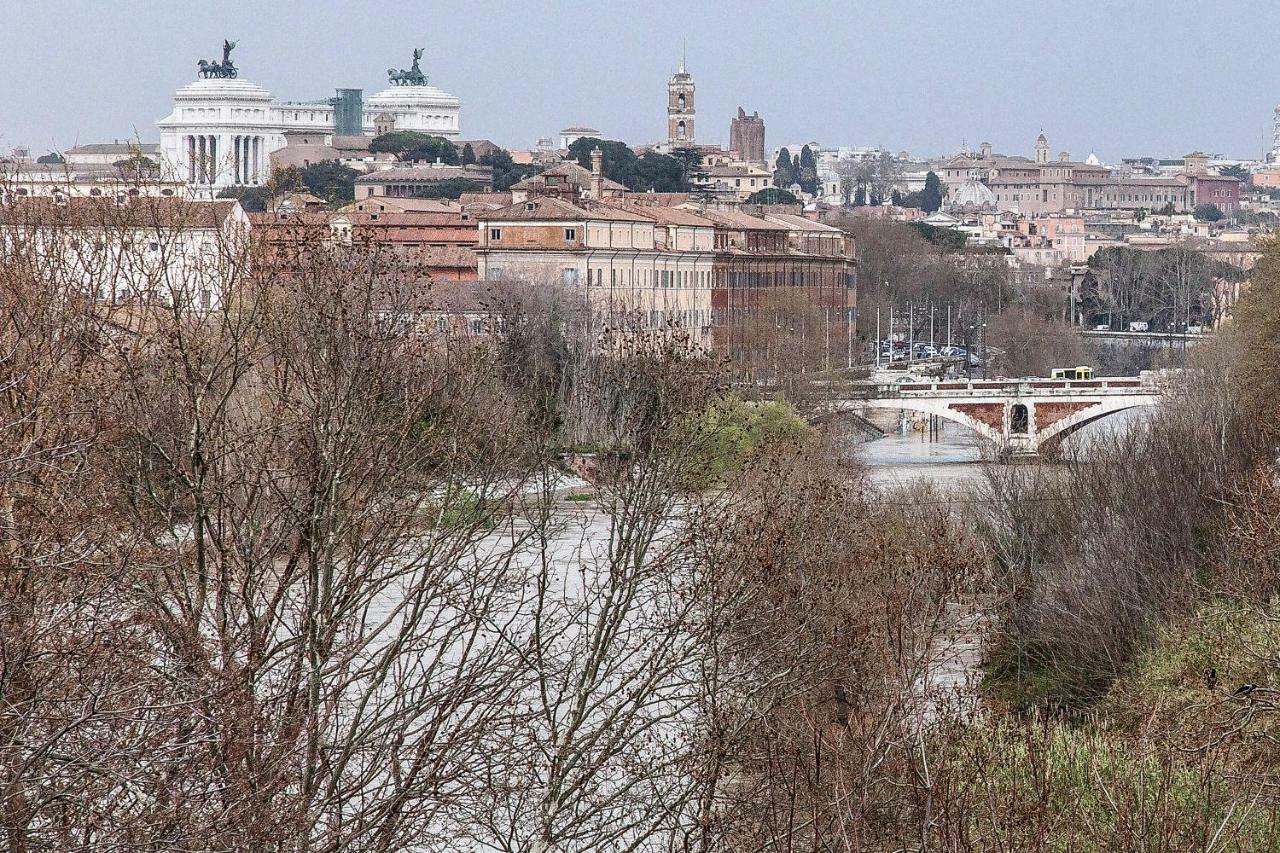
[489,228,502,241]
[564,228,576,241]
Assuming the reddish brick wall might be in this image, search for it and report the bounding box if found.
[951,402,1004,429]
[1035,401,1095,431]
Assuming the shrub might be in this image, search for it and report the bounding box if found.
[683,396,814,488]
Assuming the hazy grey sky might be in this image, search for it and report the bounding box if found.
[3,0,1277,163]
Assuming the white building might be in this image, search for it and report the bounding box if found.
[0,197,250,311]
[157,47,462,197]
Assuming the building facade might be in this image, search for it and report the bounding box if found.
[940,134,1240,216]
[473,197,854,342]
[157,46,462,197]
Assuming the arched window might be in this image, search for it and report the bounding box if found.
[677,120,686,140]
[677,94,686,111]
[1010,404,1030,434]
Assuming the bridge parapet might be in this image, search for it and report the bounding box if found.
[872,376,1158,399]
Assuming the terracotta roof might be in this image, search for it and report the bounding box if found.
[511,161,627,192]
[620,205,713,226]
[478,196,654,223]
[458,191,512,209]
[762,212,843,232]
[477,196,590,221]
[616,192,693,206]
[0,197,240,229]
[342,197,460,214]
[697,209,790,231]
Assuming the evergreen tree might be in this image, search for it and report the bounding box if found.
[799,145,816,172]
[462,143,476,165]
[854,185,867,206]
[300,160,359,203]
[567,137,640,189]
[773,147,796,188]
[797,145,819,195]
[478,148,537,192]
[921,171,944,213]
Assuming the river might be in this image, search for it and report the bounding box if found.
[854,409,1149,716]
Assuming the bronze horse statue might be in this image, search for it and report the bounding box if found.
[198,40,239,79]
[387,48,426,86]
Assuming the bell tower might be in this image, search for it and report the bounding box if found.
[667,51,695,148]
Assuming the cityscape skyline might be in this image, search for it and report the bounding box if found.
[4,0,1280,162]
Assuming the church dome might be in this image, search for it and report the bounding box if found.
[948,178,997,211]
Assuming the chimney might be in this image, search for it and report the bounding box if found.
[589,146,604,200]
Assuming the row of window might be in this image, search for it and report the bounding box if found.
[589,267,712,289]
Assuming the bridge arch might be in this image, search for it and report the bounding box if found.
[856,398,1004,445]
[1034,398,1158,445]
[1036,401,1155,452]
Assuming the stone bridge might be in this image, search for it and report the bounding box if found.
[839,373,1166,458]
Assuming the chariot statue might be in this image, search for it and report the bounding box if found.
[387,48,427,86]
[198,39,239,79]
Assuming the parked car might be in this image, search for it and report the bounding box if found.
[1128,321,1149,332]
[1093,324,1111,331]
[1186,324,1204,335]
[940,345,967,357]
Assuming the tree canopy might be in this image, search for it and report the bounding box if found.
[921,171,943,212]
[301,161,359,204]
[403,178,487,200]
[36,152,64,165]
[370,131,459,164]
[478,148,536,192]
[566,137,694,192]
[796,145,819,195]
[1194,203,1224,222]
[216,186,271,212]
[773,147,797,190]
[745,187,798,205]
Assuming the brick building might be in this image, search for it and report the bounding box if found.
[729,107,766,166]
[474,197,854,344]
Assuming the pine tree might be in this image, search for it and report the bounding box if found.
[462,143,476,165]
[854,185,867,207]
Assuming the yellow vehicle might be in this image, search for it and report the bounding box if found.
[1051,366,1094,380]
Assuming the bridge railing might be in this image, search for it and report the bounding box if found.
[872,376,1157,397]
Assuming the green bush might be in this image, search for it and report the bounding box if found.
[684,396,813,488]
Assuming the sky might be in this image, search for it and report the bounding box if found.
[3,0,1278,164]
